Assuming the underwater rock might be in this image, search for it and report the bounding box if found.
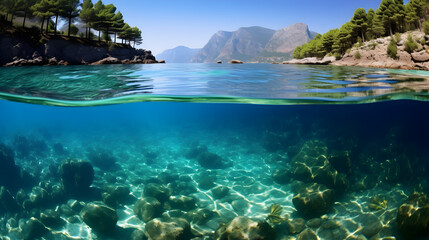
[145,217,193,240]
[397,192,429,240]
[166,195,197,211]
[81,202,118,234]
[198,173,216,190]
[158,172,180,184]
[232,199,250,215]
[297,228,318,240]
[211,186,230,199]
[306,218,322,228]
[272,168,292,185]
[102,184,132,208]
[0,143,25,191]
[134,197,163,222]
[59,159,94,196]
[131,229,148,240]
[143,183,171,203]
[20,217,49,240]
[197,151,231,169]
[185,208,218,225]
[87,149,119,171]
[355,213,382,238]
[40,209,66,229]
[292,183,335,218]
[285,218,305,234]
[214,216,276,240]
[328,151,352,174]
[0,186,20,213]
[186,145,231,169]
[291,140,347,193]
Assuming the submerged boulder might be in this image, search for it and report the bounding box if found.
[81,202,118,234]
[292,183,335,218]
[60,159,94,196]
[145,217,193,240]
[397,192,429,240]
[143,183,171,203]
[134,197,163,222]
[21,217,49,240]
[214,216,276,240]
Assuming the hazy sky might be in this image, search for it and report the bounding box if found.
[102,0,391,55]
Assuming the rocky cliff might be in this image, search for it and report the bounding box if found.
[156,46,200,63]
[0,34,158,66]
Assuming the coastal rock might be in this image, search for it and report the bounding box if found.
[397,192,429,240]
[81,202,118,234]
[145,217,193,240]
[214,217,276,240]
[292,183,335,218]
[158,59,166,63]
[217,60,222,63]
[60,159,94,196]
[91,57,120,65]
[134,197,163,222]
[229,59,243,64]
[411,50,429,62]
[283,56,334,65]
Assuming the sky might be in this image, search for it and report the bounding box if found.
[101,0,394,55]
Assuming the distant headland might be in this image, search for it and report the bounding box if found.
[0,0,161,66]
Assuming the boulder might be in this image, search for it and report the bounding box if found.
[158,59,166,63]
[40,209,66,229]
[292,183,335,218]
[102,184,131,207]
[59,159,94,196]
[166,195,197,211]
[81,202,118,234]
[229,59,243,64]
[216,60,222,63]
[197,151,231,169]
[272,168,292,185]
[411,50,429,62]
[21,217,49,240]
[297,228,318,240]
[134,197,163,222]
[143,183,171,203]
[211,186,230,199]
[214,216,276,240]
[397,192,429,240]
[91,57,120,65]
[145,217,193,240]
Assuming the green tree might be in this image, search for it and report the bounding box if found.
[61,0,80,37]
[93,0,116,42]
[406,0,425,30]
[404,34,418,53]
[31,0,54,34]
[1,0,19,23]
[17,0,37,28]
[387,37,398,58]
[111,11,124,43]
[79,0,96,39]
[321,28,339,54]
[332,22,355,55]
[377,0,405,35]
[423,20,429,34]
[366,8,376,40]
[351,8,368,42]
[293,46,303,59]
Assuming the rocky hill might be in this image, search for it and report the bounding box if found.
[190,23,316,63]
[285,30,429,70]
[156,46,200,63]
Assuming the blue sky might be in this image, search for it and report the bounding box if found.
[102,0,390,55]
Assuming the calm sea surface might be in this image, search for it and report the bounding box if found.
[0,63,428,239]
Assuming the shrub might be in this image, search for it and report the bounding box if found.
[368,42,378,50]
[395,33,401,43]
[357,37,363,47]
[423,21,429,35]
[387,38,398,59]
[346,48,351,54]
[334,52,342,60]
[404,34,418,53]
[355,51,361,59]
[422,37,426,46]
[108,42,115,52]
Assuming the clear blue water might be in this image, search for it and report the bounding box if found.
[1,64,429,239]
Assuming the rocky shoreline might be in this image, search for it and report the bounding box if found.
[0,34,163,66]
[283,31,429,71]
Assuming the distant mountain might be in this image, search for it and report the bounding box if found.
[156,46,201,63]
[191,23,317,63]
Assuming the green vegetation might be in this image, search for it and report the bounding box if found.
[0,0,142,47]
[404,34,418,53]
[387,38,398,59]
[267,204,288,224]
[293,0,429,59]
[355,51,361,59]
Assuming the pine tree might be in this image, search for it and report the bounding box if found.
[17,0,37,28]
[61,0,80,37]
[366,8,376,40]
[79,0,96,39]
[31,0,54,34]
[111,11,124,43]
[351,8,368,42]
[321,29,339,54]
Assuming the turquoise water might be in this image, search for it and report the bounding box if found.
[1,64,429,239]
